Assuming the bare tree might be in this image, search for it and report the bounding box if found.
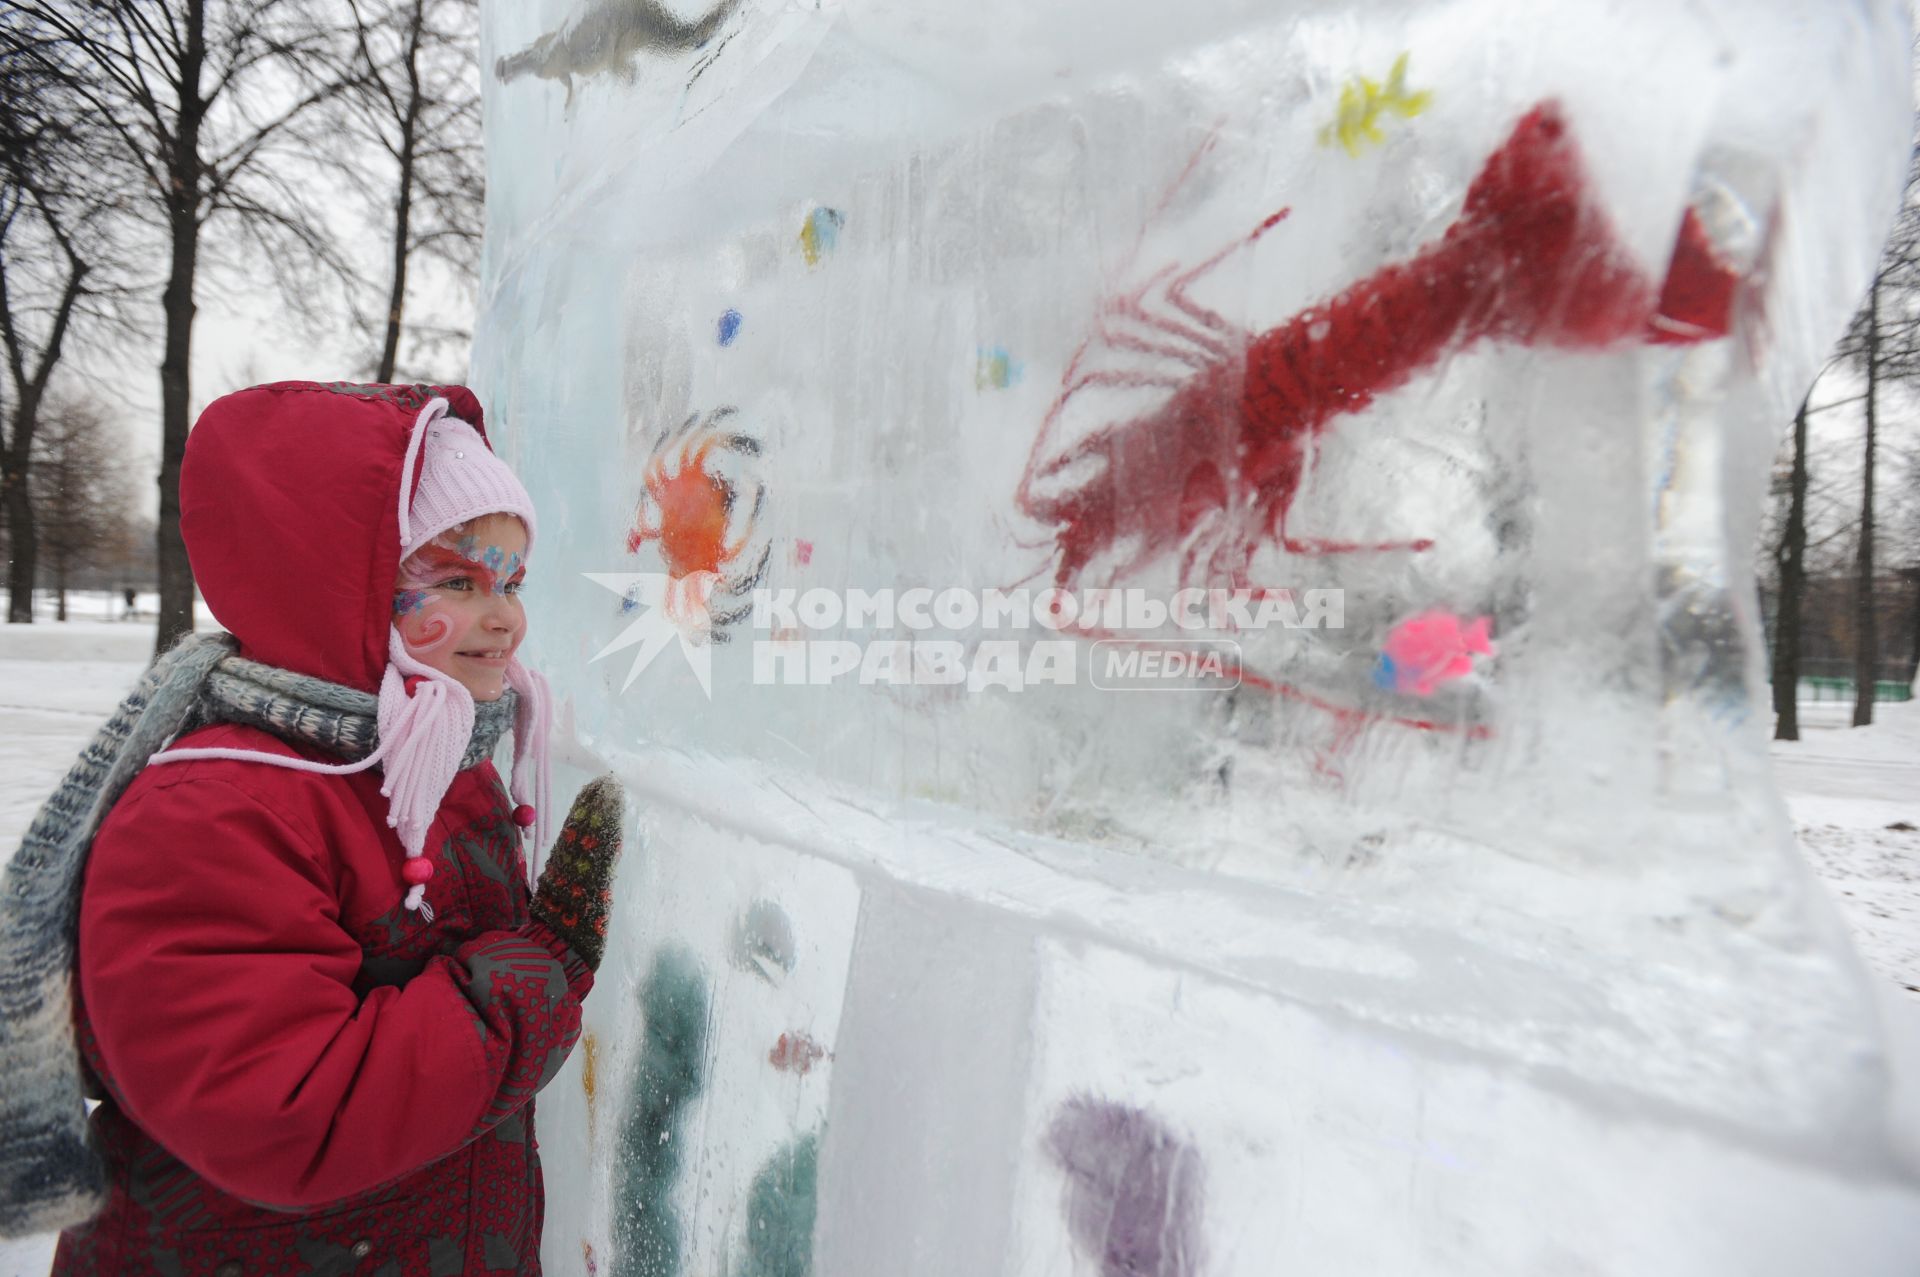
[4,0,359,652]
[30,395,138,620]
[338,0,483,383]
[0,183,86,625]
[1838,150,1920,726]
[0,24,140,622]
[1761,347,1882,738]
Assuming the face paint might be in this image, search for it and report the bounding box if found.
[393,589,433,617]
[391,515,532,700]
[398,540,526,598]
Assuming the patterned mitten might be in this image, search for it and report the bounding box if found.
[530,775,625,971]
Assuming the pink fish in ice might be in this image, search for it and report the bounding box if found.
[1374,610,1495,696]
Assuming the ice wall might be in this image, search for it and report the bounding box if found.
[475,1,1920,1271]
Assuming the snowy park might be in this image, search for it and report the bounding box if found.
[9,0,1920,1272]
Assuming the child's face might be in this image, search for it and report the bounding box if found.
[392,513,530,702]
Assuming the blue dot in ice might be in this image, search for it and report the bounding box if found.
[718,309,743,346]
[799,207,844,265]
[975,346,1023,390]
[1372,653,1399,691]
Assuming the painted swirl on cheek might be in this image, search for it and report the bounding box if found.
[395,597,458,654]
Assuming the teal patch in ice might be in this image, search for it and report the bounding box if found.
[612,946,711,1277]
[739,1132,820,1277]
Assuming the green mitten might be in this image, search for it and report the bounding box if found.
[530,775,626,971]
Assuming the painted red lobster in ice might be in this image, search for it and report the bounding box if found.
[1016,102,1741,592]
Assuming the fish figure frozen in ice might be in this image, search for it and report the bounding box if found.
[1374,610,1496,696]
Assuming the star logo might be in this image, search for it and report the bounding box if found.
[584,571,721,697]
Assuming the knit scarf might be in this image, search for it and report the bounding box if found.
[189,647,517,772]
[0,632,518,1237]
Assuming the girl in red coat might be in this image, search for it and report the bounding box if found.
[2,382,620,1275]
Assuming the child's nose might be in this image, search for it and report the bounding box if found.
[482,593,519,629]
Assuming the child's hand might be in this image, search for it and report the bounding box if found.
[529,775,625,971]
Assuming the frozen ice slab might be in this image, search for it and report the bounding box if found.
[477,0,1920,1269]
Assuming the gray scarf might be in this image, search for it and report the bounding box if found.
[0,632,514,1236]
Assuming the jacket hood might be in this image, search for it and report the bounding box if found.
[181,381,492,694]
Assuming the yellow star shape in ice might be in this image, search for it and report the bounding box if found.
[1320,53,1433,157]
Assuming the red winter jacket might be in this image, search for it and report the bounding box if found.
[53,383,589,1277]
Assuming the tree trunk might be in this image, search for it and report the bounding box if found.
[1772,395,1810,741]
[1852,276,1881,728]
[3,468,36,624]
[1909,572,1920,682]
[155,213,198,652]
[53,554,66,622]
[374,0,427,384]
[155,0,208,655]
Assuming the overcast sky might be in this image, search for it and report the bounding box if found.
[76,245,472,518]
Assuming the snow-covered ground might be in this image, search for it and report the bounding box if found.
[0,623,1913,1274]
[0,589,160,625]
[1772,697,1920,1000]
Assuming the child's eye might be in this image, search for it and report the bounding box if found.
[437,577,474,592]
[504,579,525,596]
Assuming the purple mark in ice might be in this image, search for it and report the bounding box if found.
[1046,1096,1205,1277]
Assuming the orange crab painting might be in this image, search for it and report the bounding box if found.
[626,405,769,635]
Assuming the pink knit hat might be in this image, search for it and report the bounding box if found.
[151,396,553,923]
[399,405,538,559]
